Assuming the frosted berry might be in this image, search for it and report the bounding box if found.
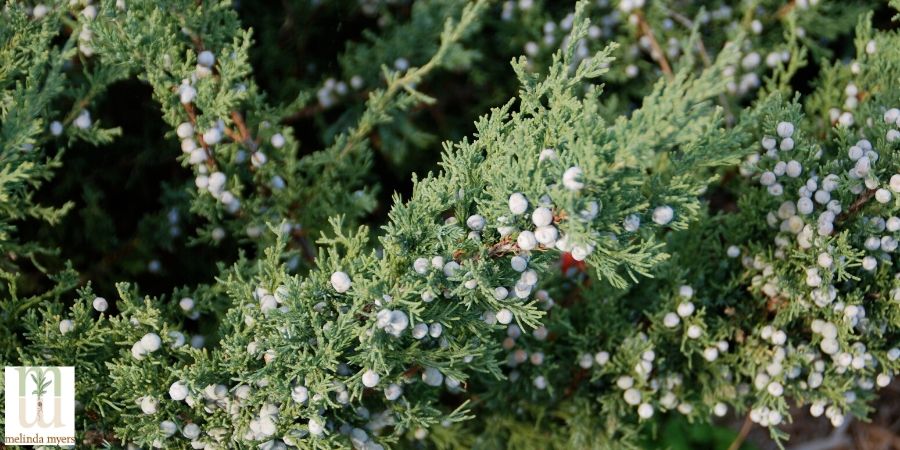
[92,296,108,312]
[361,370,380,388]
[330,271,352,293]
[652,206,674,225]
[509,193,528,215]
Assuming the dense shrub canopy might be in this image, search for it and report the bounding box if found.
[2,0,900,449]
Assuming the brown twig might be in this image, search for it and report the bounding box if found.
[664,8,735,124]
[401,365,422,378]
[487,237,516,257]
[635,12,673,80]
[727,414,754,450]
[836,189,876,226]
[664,9,708,62]
[776,1,797,19]
[180,102,217,170]
[230,111,258,151]
[222,126,242,143]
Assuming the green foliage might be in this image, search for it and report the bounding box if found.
[1,0,899,449]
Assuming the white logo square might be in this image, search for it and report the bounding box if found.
[4,366,76,446]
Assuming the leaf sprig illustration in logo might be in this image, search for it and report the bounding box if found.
[29,371,51,398]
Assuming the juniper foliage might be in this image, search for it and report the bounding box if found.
[1,0,900,449]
